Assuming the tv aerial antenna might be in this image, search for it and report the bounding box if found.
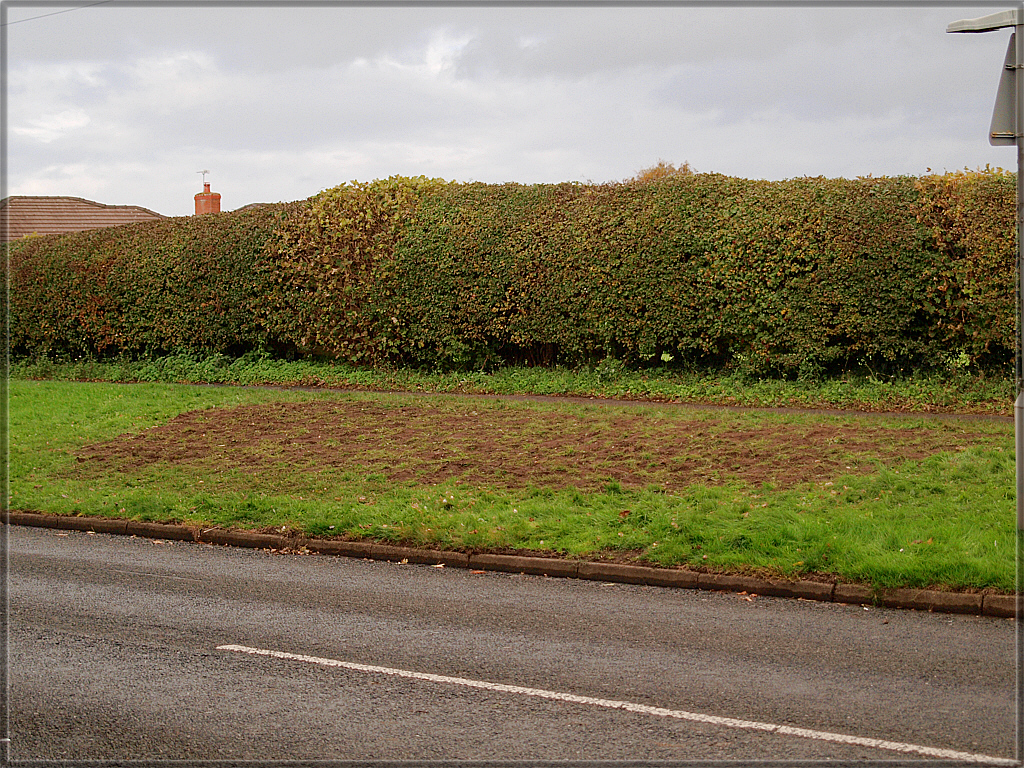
[197,170,210,183]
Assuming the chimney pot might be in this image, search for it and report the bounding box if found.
[195,181,221,215]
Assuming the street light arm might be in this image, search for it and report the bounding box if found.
[947,8,1022,33]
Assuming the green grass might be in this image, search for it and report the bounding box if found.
[11,351,1013,416]
[10,377,1016,592]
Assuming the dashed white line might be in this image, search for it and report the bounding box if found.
[218,643,1014,764]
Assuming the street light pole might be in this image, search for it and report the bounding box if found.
[947,8,1024,763]
[1017,22,1024,529]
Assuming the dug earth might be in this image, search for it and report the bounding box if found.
[75,398,1000,493]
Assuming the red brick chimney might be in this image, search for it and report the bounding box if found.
[195,182,221,215]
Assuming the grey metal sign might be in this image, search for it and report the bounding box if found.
[991,33,1017,146]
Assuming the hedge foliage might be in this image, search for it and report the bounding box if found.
[8,204,297,357]
[6,169,1017,375]
[372,175,943,374]
[914,167,1017,363]
[256,175,451,363]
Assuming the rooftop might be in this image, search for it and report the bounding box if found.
[1,195,166,242]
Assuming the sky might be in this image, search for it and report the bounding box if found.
[2,1,1021,217]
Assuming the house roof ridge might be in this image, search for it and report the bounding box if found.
[0,195,166,219]
[1,195,167,242]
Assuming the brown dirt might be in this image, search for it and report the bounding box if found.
[75,399,1004,493]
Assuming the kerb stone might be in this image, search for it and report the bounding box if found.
[126,521,196,542]
[470,553,578,578]
[370,544,470,568]
[58,516,128,535]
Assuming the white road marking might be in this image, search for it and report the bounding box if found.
[218,643,1014,764]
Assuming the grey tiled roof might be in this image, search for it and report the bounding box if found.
[0,195,166,242]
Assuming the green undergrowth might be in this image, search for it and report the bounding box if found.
[11,378,1015,593]
[11,351,1012,416]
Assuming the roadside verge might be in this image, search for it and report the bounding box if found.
[7,510,1016,618]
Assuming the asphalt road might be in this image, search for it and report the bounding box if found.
[7,525,1017,763]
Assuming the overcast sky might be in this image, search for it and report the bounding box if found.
[3,1,1019,217]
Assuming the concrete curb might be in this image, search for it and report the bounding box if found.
[6,511,1014,618]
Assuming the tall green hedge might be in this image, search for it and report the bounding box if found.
[8,203,297,357]
[6,170,1017,374]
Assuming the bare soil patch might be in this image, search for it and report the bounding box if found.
[76,399,1002,492]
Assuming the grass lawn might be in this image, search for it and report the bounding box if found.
[10,376,1016,592]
